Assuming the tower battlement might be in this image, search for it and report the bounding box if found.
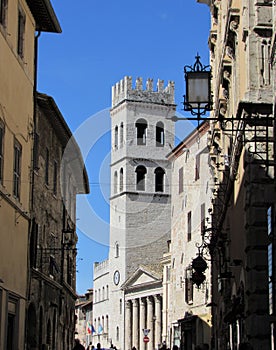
[111,76,175,108]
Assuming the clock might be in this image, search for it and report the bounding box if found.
[113,270,120,285]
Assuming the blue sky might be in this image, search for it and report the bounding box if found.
[37,0,211,294]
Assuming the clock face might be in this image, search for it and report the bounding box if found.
[113,270,120,285]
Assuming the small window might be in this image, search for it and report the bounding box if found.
[17,5,25,59]
[179,167,183,194]
[156,121,164,147]
[0,121,4,184]
[120,122,124,148]
[155,167,165,192]
[13,139,22,199]
[116,326,119,342]
[114,126,118,149]
[45,148,49,185]
[115,242,119,257]
[201,203,205,234]
[33,132,39,171]
[135,119,147,145]
[187,211,192,241]
[185,267,193,304]
[119,168,123,192]
[0,0,8,28]
[53,161,58,195]
[195,154,200,181]
[136,165,147,191]
[114,171,118,194]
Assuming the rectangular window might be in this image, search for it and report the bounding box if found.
[7,296,18,350]
[33,132,39,170]
[195,154,200,181]
[0,121,4,184]
[201,203,205,234]
[67,256,72,286]
[187,211,192,241]
[45,148,49,185]
[179,167,183,194]
[13,139,21,199]
[53,161,57,195]
[185,267,193,304]
[0,0,8,28]
[267,206,274,315]
[17,5,25,59]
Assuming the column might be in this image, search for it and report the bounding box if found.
[147,296,154,350]
[154,295,162,350]
[140,298,146,350]
[132,299,139,348]
[125,300,132,350]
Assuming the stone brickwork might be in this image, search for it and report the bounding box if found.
[93,77,176,350]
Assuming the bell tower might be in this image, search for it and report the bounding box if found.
[108,76,176,349]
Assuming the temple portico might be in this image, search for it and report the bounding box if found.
[125,294,162,350]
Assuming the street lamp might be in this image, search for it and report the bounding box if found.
[183,54,212,122]
[170,55,212,125]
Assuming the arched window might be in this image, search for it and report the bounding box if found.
[39,307,43,348]
[46,319,51,345]
[52,310,56,350]
[135,165,147,191]
[106,285,109,299]
[106,315,109,334]
[114,126,118,149]
[116,326,120,342]
[156,121,164,147]
[119,168,123,192]
[114,171,118,195]
[155,167,165,192]
[103,286,105,300]
[115,242,119,257]
[120,122,124,148]
[135,119,147,145]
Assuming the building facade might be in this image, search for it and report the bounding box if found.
[75,289,94,347]
[200,0,276,349]
[26,93,89,350]
[167,122,212,350]
[0,1,60,349]
[93,76,176,350]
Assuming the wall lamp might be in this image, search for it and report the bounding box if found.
[171,55,213,126]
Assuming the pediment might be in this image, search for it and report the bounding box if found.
[122,264,162,290]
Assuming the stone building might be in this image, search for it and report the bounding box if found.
[27,93,89,350]
[93,76,176,350]
[75,289,94,347]
[0,1,60,348]
[167,121,212,349]
[199,0,276,349]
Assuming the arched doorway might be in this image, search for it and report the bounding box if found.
[26,303,37,350]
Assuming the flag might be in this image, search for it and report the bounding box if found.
[87,322,92,334]
[98,324,103,334]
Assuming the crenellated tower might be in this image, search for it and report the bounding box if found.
[108,76,175,349]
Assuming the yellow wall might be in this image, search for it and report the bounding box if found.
[0,0,36,348]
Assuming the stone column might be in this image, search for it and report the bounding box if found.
[132,299,139,349]
[147,296,154,350]
[125,300,132,350]
[140,298,146,350]
[154,295,162,349]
